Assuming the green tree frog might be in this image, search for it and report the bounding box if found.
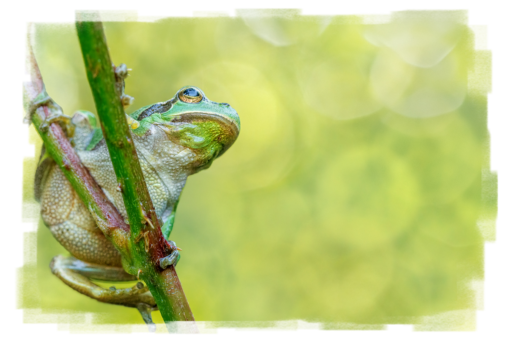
[34,86,240,322]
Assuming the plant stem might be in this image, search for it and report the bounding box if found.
[75,14,195,328]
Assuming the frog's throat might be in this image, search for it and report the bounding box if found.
[164,112,240,136]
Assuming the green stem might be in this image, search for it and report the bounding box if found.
[75,15,195,328]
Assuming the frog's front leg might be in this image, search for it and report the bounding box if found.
[50,255,157,317]
[159,203,181,268]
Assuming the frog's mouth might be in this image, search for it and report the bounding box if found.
[156,111,240,157]
[170,111,240,137]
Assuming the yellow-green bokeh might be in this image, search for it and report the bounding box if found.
[21,10,496,330]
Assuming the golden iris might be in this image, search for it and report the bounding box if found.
[178,87,203,103]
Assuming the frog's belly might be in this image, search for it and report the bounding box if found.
[41,165,122,267]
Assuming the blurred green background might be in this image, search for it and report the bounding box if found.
[21,10,497,330]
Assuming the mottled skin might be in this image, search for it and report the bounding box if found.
[36,86,240,316]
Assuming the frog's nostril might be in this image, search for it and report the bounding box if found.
[220,103,230,107]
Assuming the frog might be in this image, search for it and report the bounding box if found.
[33,84,240,325]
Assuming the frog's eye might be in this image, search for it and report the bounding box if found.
[178,87,203,103]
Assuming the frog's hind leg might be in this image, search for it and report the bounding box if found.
[50,255,157,329]
[49,255,156,307]
[52,256,137,281]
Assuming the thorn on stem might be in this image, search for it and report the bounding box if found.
[144,215,155,229]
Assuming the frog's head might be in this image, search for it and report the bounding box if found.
[130,86,240,173]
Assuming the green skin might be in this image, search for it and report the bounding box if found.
[36,86,240,319]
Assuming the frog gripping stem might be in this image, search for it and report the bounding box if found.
[136,303,157,332]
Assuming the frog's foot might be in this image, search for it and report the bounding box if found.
[50,255,157,309]
[21,90,56,126]
[159,241,181,269]
[40,112,74,136]
[26,92,75,137]
[136,303,156,332]
[51,255,157,330]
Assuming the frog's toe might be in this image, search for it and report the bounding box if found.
[40,112,74,137]
[21,115,32,126]
[160,250,180,269]
[136,303,156,331]
[25,91,53,123]
[26,90,69,131]
[149,322,156,333]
